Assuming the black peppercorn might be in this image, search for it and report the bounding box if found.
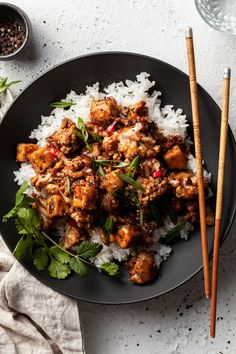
[0,18,25,56]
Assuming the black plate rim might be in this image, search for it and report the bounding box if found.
[1,51,236,304]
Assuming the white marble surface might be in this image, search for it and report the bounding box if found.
[1,1,236,353]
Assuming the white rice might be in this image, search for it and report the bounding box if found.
[14,72,205,270]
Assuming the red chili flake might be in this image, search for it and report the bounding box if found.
[48,147,60,157]
[107,121,116,136]
[152,170,163,178]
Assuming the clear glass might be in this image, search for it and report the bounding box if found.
[195,0,236,35]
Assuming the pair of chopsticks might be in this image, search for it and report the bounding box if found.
[185,27,231,337]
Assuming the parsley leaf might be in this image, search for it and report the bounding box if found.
[76,241,103,259]
[48,258,71,279]
[33,247,48,270]
[49,246,70,264]
[69,258,88,277]
[100,262,119,276]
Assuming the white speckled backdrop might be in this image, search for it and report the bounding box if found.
[1,1,236,353]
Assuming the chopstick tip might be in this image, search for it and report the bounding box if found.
[185,27,193,38]
[224,67,231,79]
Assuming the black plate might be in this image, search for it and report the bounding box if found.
[0,52,236,304]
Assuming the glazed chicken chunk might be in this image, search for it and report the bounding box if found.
[90,97,118,122]
[28,147,56,174]
[101,170,124,193]
[46,195,65,218]
[73,179,98,210]
[163,145,187,169]
[16,143,38,162]
[59,221,85,249]
[116,225,142,249]
[129,252,158,284]
[47,118,79,154]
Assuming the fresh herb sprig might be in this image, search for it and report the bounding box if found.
[49,101,76,109]
[0,77,21,96]
[3,183,119,278]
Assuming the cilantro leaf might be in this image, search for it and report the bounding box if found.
[33,247,49,270]
[2,182,32,221]
[76,241,103,259]
[13,235,33,260]
[100,262,119,276]
[49,246,70,264]
[69,257,87,276]
[16,208,41,235]
[48,258,71,279]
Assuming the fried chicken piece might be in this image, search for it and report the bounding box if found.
[116,225,142,249]
[101,170,124,193]
[46,195,66,218]
[28,147,56,174]
[137,176,168,206]
[47,118,79,155]
[168,172,208,200]
[128,252,158,285]
[163,145,187,169]
[90,97,118,122]
[102,134,119,156]
[128,100,148,118]
[59,221,85,250]
[73,179,98,210]
[70,209,95,228]
[16,143,38,162]
[101,193,119,213]
[45,183,60,195]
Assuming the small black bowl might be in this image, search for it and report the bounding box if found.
[0,2,31,60]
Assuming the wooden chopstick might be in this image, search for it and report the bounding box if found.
[185,27,211,299]
[210,67,231,338]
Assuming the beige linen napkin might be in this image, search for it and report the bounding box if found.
[0,236,85,354]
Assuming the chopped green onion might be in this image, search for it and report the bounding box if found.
[0,77,21,96]
[164,220,187,243]
[98,165,106,178]
[49,101,75,108]
[116,173,145,191]
[76,117,92,152]
[127,156,140,178]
